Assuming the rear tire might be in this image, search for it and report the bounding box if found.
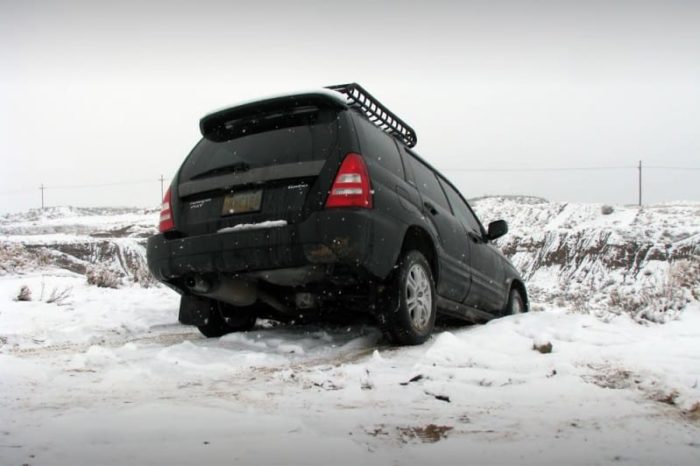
[379,250,437,345]
[197,301,257,338]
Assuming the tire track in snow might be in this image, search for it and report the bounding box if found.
[1,325,203,357]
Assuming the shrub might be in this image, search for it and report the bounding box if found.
[45,287,72,306]
[668,258,700,299]
[1,244,31,274]
[16,285,32,301]
[132,266,159,288]
[608,258,700,323]
[86,266,122,289]
[16,282,72,305]
[601,205,614,215]
[0,244,53,275]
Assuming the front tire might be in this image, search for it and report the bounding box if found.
[379,250,437,345]
[197,301,257,338]
[505,288,526,315]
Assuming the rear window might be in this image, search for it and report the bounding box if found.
[180,107,340,181]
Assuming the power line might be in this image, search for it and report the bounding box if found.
[0,164,697,203]
[0,188,37,196]
[440,165,700,173]
[45,179,155,190]
[0,179,156,196]
[644,166,700,170]
[440,166,634,172]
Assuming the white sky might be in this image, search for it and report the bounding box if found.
[1,0,699,213]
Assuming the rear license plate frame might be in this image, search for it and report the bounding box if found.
[221,189,263,215]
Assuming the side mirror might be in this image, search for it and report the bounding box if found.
[487,220,508,241]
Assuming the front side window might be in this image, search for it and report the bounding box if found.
[440,178,483,234]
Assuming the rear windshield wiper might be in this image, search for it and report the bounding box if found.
[189,161,251,180]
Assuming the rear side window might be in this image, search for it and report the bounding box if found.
[355,115,405,178]
[440,178,483,234]
[406,155,450,211]
[180,107,340,181]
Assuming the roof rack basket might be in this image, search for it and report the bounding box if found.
[326,83,417,148]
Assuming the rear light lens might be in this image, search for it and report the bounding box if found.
[325,153,373,209]
[159,187,175,232]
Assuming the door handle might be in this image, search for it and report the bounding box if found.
[423,201,438,215]
[467,231,481,243]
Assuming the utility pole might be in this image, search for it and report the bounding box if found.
[159,174,165,201]
[39,184,45,209]
[638,160,642,207]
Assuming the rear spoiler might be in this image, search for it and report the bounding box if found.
[200,84,418,148]
[200,93,347,142]
[326,83,417,148]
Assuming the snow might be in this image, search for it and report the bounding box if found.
[1,271,700,465]
[1,200,699,464]
[218,220,288,233]
[0,206,157,237]
[471,197,700,321]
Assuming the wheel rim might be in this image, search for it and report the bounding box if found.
[511,294,524,314]
[405,263,432,330]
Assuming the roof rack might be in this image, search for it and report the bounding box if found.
[326,83,417,148]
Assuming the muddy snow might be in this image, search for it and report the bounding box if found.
[1,271,699,465]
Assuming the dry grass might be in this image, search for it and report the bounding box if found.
[608,258,700,323]
[0,243,51,274]
[86,266,122,289]
[367,424,454,444]
[14,282,73,306]
[45,286,73,305]
[132,265,159,288]
[396,424,453,443]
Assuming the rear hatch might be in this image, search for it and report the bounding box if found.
[174,95,347,236]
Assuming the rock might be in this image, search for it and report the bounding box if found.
[533,341,553,354]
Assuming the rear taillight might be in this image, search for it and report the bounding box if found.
[325,153,373,209]
[159,187,175,232]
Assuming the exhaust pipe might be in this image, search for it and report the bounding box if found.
[185,274,294,314]
[186,275,257,307]
[185,275,211,294]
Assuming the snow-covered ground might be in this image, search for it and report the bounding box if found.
[472,197,700,323]
[1,270,699,465]
[1,201,699,465]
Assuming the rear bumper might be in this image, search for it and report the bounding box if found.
[147,210,392,286]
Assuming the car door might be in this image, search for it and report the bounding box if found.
[403,151,472,303]
[438,179,505,312]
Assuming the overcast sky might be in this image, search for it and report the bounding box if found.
[1,0,699,213]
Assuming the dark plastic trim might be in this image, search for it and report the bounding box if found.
[178,160,326,197]
[326,83,418,148]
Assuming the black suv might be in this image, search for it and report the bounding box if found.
[147,83,527,345]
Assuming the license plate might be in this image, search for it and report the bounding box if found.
[221,189,263,215]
